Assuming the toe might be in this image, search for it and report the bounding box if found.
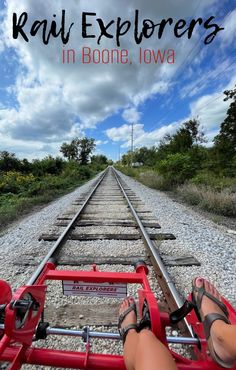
[128,297,134,305]
[119,297,133,315]
[194,277,227,321]
[205,279,212,294]
[119,298,128,314]
[195,276,204,289]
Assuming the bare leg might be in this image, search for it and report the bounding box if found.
[131,329,177,370]
[194,278,236,365]
[119,298,177,370]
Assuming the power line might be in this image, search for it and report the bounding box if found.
[134,73,235,148]
[170,9,234,87]
[123,8,236,151]
[194,93,223,114]
[181,56,236,99]
[157,60,236,125]
[140,8,236,133]
[153,8,235,121]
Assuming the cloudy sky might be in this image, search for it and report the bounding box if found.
[0,0,235,161]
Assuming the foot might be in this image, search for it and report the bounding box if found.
[119,297,137,337]
[194,277,226,319]
[194,277,235,365]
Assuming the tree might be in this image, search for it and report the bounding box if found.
[184,119,206,145]
[60,140,78,161]
[20,158,32,173]
[60,138,96,164]
[214,86,236,170]
[121,151,132,166]
[77,138,96,165]
[132,147,158,166]
[157,153,197,185]
[91,154,108,166]
[0,151,21,172]
[168,119,206,154]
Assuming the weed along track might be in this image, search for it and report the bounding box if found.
[3,166,225,370]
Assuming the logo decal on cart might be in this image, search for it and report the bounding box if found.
[62,281,127,298]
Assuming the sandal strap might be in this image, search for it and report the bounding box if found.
[118,303,137,328]
[203,313,230,339]
[193,284,228,318]
[138,319,151,332]
[138,302,151,332]
[119,324,137,344]
[203,291,228,317]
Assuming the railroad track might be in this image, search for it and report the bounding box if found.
[1,166,202,368]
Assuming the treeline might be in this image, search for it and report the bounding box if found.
[0,151,109,177]
[121,86,236,184]
[0,137,110,227]
[0,137,109,175]
[118,86,236,217]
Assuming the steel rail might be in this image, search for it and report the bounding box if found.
[112,168,194,338]
[0,324,200,344]
[46,327,200,344]
[27,169,108,286]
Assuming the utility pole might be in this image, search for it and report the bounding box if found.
[131,122,134,167]
[118,144,121,163]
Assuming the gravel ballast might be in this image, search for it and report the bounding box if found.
[0,173,101,289]
[0,169,235,369]
[117,171,236,306]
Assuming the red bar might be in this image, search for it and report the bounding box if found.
[2,347,126,370]
[45,270,145,284]
[0,346,215,369]
[35,261,56,285]
[0,335,10,356]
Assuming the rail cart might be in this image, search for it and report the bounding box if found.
[0,259,236,370]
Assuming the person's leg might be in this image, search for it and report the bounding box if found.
[131,329,177,370]
[119,298,177,370]
[211,321,236,361]
[119,298,138,370]
[194,277,236,365]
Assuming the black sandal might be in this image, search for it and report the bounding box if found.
[192,277,229,322]
[137,299,151,332]
[192,278,234,369]
[118,298,138,344]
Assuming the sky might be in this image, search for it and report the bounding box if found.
[0,0,236,161]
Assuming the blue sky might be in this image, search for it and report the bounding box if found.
[0,0,235,161]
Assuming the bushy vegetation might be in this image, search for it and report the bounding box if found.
[117,87,236,218]
[0,138,109,229]
[177,184,236,217]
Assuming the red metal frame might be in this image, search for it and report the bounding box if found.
[0,262,236,370]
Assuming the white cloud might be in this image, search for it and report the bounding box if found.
[190,93,229,130]
[106,123,144,144]
[122,107,141,123]
[219,9,236,47]
[107,71,236,150]
[0,6,6,53]
[95,139,108,145]
[0,0,229,158]
[133,122,180,148]
[204,129,220,147]
[190,75,236,131]
[106,120,180,148]
[180,59,236,99]
[0,131,60,160]
[0,39,4,53]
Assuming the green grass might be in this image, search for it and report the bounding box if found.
[177,184,236,217]
[0,166,100,230]
[116,166,172,190]
[117,166,236,218]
